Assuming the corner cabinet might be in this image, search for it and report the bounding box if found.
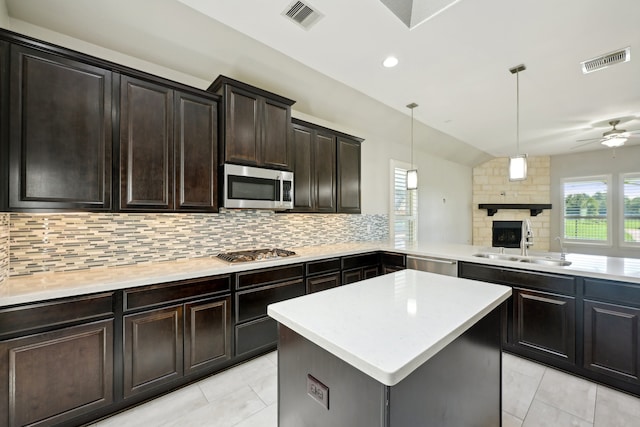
[337,137,362,213]
[119,75,218,212]
[208,75,295,170]
[8,44,113,211]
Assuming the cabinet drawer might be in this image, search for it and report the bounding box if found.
[459,262,575,296]
[307,272,341,294]
[584,278,640,307]
[237,264,304,289]
[236,279,305,323]
[306,258,341,276]
[124,275,231,311]
[235,317,278,356]
[341,252,378,270]
[0,293,113,337]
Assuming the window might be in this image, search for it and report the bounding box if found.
[622,173,640,245]
[390,160,418,245]
[562,176,610,244]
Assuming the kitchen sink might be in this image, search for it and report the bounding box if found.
[472,253,571,267]
[517,258,572,266]
[472,253,521,262]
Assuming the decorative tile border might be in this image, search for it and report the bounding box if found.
[0,214,8,285]
[8,210,389,276]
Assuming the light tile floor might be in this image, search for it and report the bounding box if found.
[91,351,640,427]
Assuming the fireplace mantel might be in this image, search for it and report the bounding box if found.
[478,204,552,217]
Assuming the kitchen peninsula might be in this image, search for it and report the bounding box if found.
[268,269,512,426]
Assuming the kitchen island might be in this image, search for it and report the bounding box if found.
[268,269,512,426]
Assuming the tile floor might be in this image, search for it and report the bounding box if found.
[91,351,640,427]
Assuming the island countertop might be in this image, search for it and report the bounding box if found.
[267,269,512,386]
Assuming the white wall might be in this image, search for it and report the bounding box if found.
[550,144,640,258]
[0,0,7,28]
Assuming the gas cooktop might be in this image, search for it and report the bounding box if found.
[216,248,297,263]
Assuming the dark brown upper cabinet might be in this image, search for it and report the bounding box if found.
[8,45,113,211]
[119,75,218,212]
[337,136,362,213]
[291,120,337,213]
[208,75,295,170]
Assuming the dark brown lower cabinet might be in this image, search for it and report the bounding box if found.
[341,252,379,285]
[124,305,183,398]
[123,294,232,397]
[513,287,575,363]
[307,272,341,294]
[584,300,640,383]
[0,320,113,427]
[184,297,232,374]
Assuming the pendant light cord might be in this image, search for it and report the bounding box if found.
[411,107,414,168]
[516,69,520,155]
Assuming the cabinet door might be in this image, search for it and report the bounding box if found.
[291,125,314,211]
[343,268,363,285]
[120,76,174,210]
[513,288,575,362]
[306,272,341,294]
[224,86,259,166]
[261,98,291,170]
[174,91,218,211]
[9,45,112,210]
[123,305,183,398]
[315,132,337,212]
[184,296,231,374]
[337,137,361,213]
[0,320,113,427]
[584,300,640,383]
[363,266,379,280]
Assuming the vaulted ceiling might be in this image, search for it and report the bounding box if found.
[6,0,640,158]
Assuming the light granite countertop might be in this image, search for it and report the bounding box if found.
[268,269,512,386]
[1,241,639,307]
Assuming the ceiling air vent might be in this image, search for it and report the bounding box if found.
[282,1,324,30]
[581,47,631,74]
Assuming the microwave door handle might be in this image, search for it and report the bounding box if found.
[278,175,283,207]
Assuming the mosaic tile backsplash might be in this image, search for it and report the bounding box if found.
[0,214,8,285]
[7,210,388,276]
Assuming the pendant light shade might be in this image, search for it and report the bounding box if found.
[509,64,527,181]
[509,154,528,181]
[407,102,418,190]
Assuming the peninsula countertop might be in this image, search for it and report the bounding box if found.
[268,269,512,386]
[1,241,639,307]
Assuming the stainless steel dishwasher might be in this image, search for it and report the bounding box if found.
[406,255,458,277]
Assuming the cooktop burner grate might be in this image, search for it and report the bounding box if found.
[216,248,297,263]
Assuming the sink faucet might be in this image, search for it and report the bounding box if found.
[520,219,534,256]
[555,236,566,261]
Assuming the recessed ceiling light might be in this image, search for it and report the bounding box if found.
[382,56,398,68]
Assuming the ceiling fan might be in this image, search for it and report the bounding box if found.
[574,120,640,149]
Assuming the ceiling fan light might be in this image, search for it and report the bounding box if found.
[601,136,627,147]
[407,169,418,190]
[509,155,528,181]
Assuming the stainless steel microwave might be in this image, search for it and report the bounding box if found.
[222,164,294,210]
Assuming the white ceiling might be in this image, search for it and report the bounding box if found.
[6,0,640,158]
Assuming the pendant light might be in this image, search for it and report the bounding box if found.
[407,102,418,190]
[509,64,527,181]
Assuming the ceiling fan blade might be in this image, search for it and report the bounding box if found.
[574,137,601,143]
[571,139,600,149]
